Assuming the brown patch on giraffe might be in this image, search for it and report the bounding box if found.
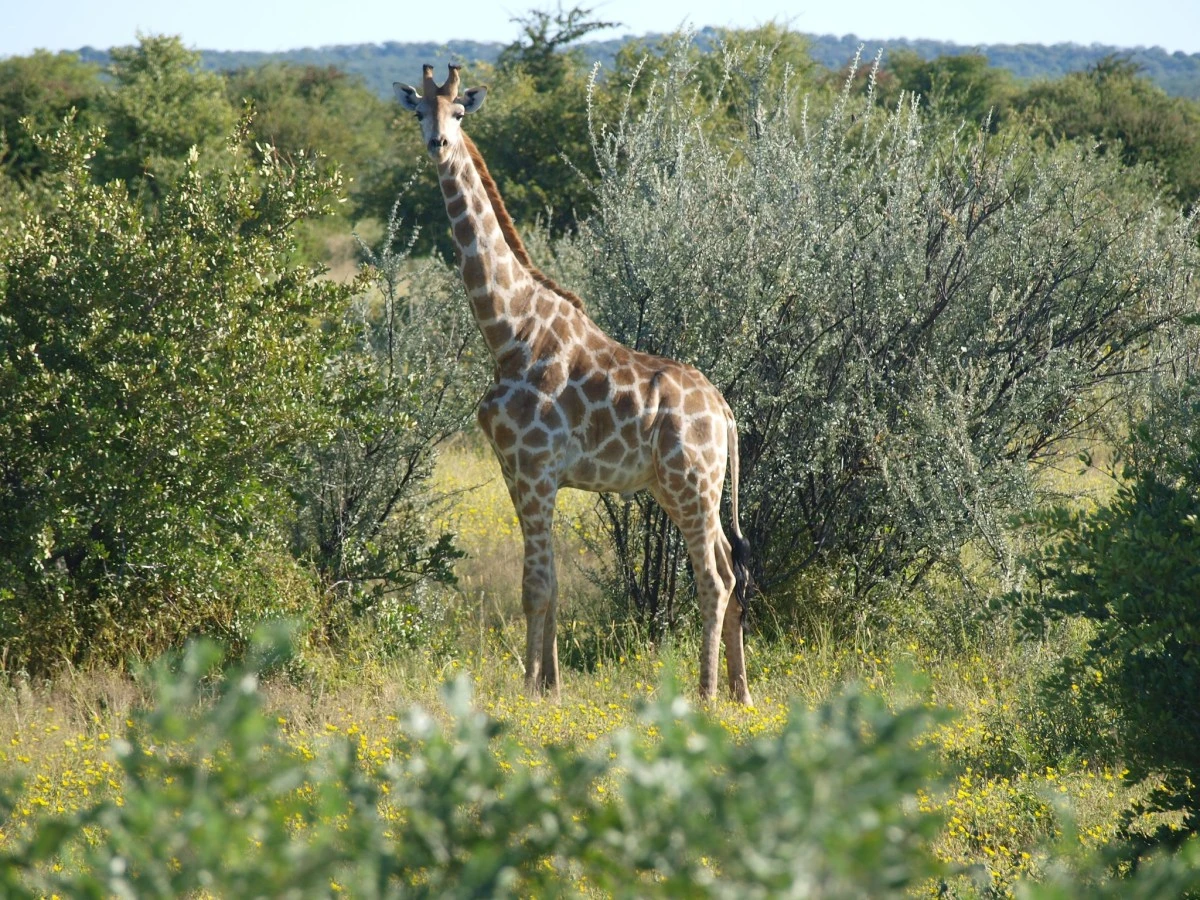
[689,416,713,445]
[612,366,635,387]
[581,372,609,405]
[446,194,467,218]
[549,315,572,343]
[535,480,553,497]
[510,389,538,429]
[620,420,640,446]
[462,254,485,288]
[483,320,515,349]
[539,402,564,432]
[524,427,549,449]
[506,282,534,317]
[587,406,616,444]
[613,391,638,422]
[490,421,518,451]
[683,389,708,415]
[528,329,562,364]
[494,260,514,290]
[535,361,566,397]
[572,459,597,483]
[598,438,624,464]
[558,385,586,429]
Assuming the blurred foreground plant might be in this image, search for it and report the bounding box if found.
[0,628,951,898]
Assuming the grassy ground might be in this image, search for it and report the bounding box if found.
[0,440,1148,895]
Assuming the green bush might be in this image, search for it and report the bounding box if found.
[1015,393,1200,852]
[0,117,347,671]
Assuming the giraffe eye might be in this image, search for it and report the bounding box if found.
[453,111,464,121]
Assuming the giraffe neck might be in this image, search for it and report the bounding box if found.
[436,139,532,361]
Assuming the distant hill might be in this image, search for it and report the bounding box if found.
[75,30,1200,99]
[805,33,1200,98]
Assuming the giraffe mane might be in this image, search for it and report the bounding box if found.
[461,133,586,313]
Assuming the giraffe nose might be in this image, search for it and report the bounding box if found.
[428,136,448,152]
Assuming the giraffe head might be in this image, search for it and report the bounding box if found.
[394,64,487,163]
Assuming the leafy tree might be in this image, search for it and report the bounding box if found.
[0,50,101,181]
[496,3,617,91]
[1016,56,1200,209]
[880,50,1016,130]
[608,23,819,143]
[0,117,347,672]
[288,213,481,645]
[93,35,235,197]
[224,62,392,187]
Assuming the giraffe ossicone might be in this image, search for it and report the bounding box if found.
[395,65,754,704]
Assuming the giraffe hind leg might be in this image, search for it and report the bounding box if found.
[653,480,744,703]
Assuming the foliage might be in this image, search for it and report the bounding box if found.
[566,44,1199,630]
[288,204,480,640]
[80,30,1200,102]
[880,50,1017,130]
[92,35,236,198]
[0,50,102,182]
[0,628,388,898]
[0,631,952,897]
[1014,392,1200,854]
[224,61,394,217]
[496,4,618,91]
[1016,56,1200,209]
[0,117,347,672]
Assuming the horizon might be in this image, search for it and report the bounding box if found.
[59,28,1200,58]
[4,0,1200,59]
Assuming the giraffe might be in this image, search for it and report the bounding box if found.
[395,65,754,704]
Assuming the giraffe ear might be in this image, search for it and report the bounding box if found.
[461,86,488,114]
[394,82,421,112]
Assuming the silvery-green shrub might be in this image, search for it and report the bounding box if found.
[563,42,1199,626]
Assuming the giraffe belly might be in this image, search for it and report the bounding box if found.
[560,437,654,495]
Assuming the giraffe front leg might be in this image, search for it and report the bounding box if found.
[690,541,731,703]
[521,540,550,696]
[515,480,559,699]
[540,568,560,699]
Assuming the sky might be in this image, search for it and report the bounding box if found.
[2,0,1199,58]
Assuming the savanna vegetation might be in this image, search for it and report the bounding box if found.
[2,9,1200,895]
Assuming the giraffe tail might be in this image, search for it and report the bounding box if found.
[727,414,754,624]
